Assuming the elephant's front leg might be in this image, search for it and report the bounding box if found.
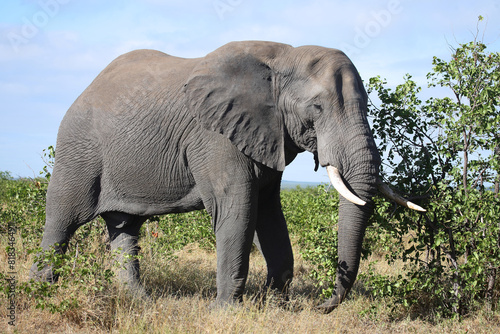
[211,192,258,306]
[102,212,148,299]
[254,178,294,294]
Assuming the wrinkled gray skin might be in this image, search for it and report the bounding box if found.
[30,41,380,313]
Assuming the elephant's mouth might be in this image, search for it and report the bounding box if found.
[326,165,426,212]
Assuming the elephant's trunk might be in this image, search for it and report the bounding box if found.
[315,101,380,313]
[316,194,374,313]
[316,165,378,313]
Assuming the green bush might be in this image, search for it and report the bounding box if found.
[364,25,500,318]
[150,210,215,252]
[281,185,340,298]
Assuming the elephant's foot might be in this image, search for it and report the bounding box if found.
[209,297,244,312]
[315,295,341,314]
[29,263,58,283]
[118,280,152,302]
[253,284,291,309]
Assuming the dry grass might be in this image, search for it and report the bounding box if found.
[1,234,500,333]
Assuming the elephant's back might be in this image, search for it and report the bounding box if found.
[76,50,198,115]
[58,49,200,144]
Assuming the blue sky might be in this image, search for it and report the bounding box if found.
[1,0,499,182]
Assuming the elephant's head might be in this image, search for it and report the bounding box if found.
[184,41,423,312]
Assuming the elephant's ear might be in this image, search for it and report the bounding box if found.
[184,43,286,171]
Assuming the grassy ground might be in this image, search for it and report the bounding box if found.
[1,233,500,334]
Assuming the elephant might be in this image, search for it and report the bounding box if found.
[30,40,424,313]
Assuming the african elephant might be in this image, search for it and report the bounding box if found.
[30,41,423,313]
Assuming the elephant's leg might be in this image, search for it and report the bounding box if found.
[211,191,258,306]
[30,166,99,282]
[102,212,147,298]
[29,220,80,283]
[254,179,294,294]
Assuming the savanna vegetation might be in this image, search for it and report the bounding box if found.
[1,24,499,333]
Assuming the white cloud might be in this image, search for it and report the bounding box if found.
[0,82,29,96]
[46,29,79,48]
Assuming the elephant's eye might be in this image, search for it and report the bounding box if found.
[313,104,323,112]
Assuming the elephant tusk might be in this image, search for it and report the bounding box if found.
[327,166,366,206]
[376,177,426,212]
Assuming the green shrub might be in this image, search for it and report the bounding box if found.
[281,185,340,297]
[364,26,500,318]
[143,210,215,255]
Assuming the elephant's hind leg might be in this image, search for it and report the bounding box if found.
[102,212,148,298]
[29,167,101,282]
[29,223,80,283]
